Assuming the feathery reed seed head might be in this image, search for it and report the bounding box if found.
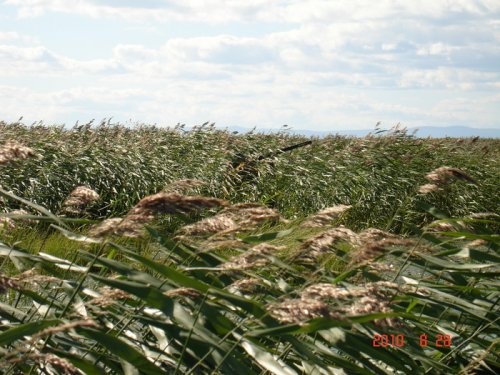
[88,287,131,307]
[12,268,63,284]
[349,239,414,266]
[466,239,487,248]
[7,209,35,225]
[89,218,126,237]
[164,287,202,299]
[62,186,100,214]
[418,183,442,194]
[0,216,15,231]
[425,166,477,185]
[89,216,152,238]
[204,239,245,250]
[164,179,206,193]
[0,275,21,294]
[227,278,263,294]
[221,243,285,270]
[180,202,283,238]
[224,203,283,225]
[0,141,39,165]
[299,226,359,261]
[428,221,456,232]
[268,298,344,324]
[368,262,395,272]
[269,281,402,325]
[301,205,352,227]
[358,228,397,242]
[301,284,357,300]
[180,215,237,236]
[131,192,227,216]
[90,192,228,237]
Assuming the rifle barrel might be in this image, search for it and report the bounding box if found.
[279,140,313,153]
[257,140,312,160]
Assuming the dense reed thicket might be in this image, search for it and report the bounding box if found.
[1,121,498,233]
[1,121,498,374]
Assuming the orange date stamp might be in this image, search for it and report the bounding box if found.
[372,333,452,348]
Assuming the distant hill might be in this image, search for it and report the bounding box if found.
[225,125,500,138]
[405,126,499,138]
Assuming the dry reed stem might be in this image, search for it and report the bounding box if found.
[7,353,81,374]
[458,341,497,375]
[27,319,99,345]
[3,319,100,370]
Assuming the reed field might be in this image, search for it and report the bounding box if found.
[0,120,499,374]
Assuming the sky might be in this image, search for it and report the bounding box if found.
[0,0,499,131]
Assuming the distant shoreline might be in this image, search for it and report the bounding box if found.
[225,125,500,138]
[2,120,499,138]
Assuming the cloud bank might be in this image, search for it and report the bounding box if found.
[1,0,499,130]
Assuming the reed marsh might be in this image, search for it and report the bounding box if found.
[1,121,498,374]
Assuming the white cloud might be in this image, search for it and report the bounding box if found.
[398,68,499,90]
[0,31,37,43]
[1,0,499,130]
[0,85,73,121]
[0,44,125,75]
[1,22,498,89]
[5,0,284,22]
[0,45,63,75]
[1,29,498,128]
[417,43,458,56]
[6,0,499,23]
